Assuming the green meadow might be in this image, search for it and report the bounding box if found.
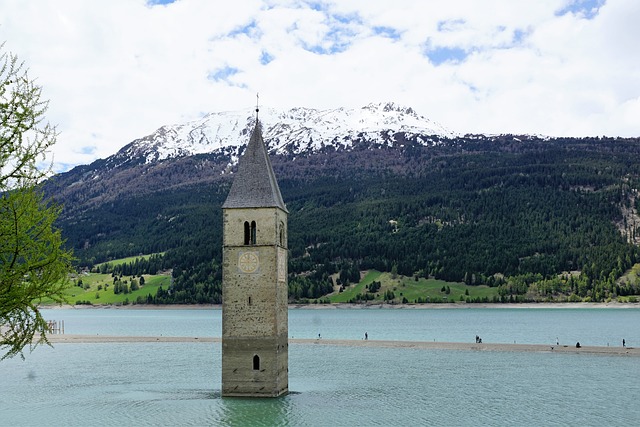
[67,274,170,305]
[327,270,499,304]
[40,257,171,306]
[93,253,165,269]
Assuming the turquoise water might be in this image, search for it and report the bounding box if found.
[1,308,640,426]
[44,306,640,346]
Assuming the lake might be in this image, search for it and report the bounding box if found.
[1,307,639,426]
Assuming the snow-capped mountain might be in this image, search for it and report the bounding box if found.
[111,102,456,166]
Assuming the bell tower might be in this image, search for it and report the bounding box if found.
[221,106,288,397]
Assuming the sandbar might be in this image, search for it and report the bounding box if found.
[45,335,639,356]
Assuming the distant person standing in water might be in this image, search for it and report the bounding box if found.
[623,339,626,347]
[365,332,368,340]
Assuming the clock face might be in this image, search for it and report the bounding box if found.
[238,251,259,273]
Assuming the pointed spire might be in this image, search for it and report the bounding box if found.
[256,92,260,120]
[222,115,287,212]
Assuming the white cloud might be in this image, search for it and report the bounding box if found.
[0,0,638,172]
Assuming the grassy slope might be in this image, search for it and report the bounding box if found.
[327,270,499,304]
[620,263,640,285]
[616,263,640,302]
[94,253,164,269]
[40,272,171,306]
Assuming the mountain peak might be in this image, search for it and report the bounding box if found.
[108,103,457,167]
[363,102,415,116]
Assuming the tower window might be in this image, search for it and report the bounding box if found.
[253,355,260,370]
[250,221,256,244]
[244,221,257,245]
[244,221,250,245]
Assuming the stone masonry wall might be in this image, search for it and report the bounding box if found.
[221,206,288,397]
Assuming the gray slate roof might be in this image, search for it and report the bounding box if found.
[222,121,287,212]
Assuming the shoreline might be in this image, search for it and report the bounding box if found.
[41,302,640,310]
[45,334,639,356]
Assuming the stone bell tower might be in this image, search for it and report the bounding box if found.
[221,107,288,397]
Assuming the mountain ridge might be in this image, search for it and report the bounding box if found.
[104,102,456,169]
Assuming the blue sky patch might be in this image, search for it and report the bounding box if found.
[306,1,326,12]
[52,162,77,173]
[513,28,527,44]
[332,12,360,25]
[426,46,468,66]
[304,44,335,55]
[260,51,274,65]
[78,145,97,155]
[373,26,401,40]
[302,23,356,55]
[555,0,605,19]
[208,66,239,82]
[437,18,466,32]
[146,0,177,6]
[228,21,259,38]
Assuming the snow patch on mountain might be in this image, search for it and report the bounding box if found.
[113,102,457,166]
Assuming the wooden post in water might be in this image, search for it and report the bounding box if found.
[46,320,64,334]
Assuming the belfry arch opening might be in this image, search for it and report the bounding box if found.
[251,221,256,244]
[253,355,260,370]
[244,221,257,245]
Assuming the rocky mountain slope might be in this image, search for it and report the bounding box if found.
[47,102,456,214]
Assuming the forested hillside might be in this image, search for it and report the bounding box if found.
[47,134,640,304]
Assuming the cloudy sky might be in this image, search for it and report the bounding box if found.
[1,0,638,172]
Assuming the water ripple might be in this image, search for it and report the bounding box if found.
[3,310,640,426]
